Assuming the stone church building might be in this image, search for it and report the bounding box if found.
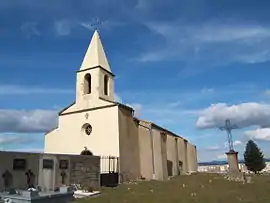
[44,30,197,181]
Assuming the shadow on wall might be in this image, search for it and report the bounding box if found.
[167,160,173,177]
[178,161,183,175]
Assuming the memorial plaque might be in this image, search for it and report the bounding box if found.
[43,159,54,169]
[13,158,26,170]
[59,160,69,169]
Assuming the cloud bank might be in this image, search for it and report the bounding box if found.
[196,102,270,129]
[0,109,57,133]
[245,128,270,141]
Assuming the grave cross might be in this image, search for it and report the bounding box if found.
[2,170,12,189]
[25,169,35,189]
[60,171,67,185]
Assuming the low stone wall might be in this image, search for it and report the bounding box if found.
[69,155,100,189]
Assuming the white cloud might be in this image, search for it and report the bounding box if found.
[54,20,73,36]
[245,128,270,141]
[145,21,270,45]
[224,140,243,148]
[126,103,143,117]
[114,93,122,103]
[189,24,270,43]
[264,90,270,96]
[233,140,243,146]
[217,154,227,160]
[0,135,30,145]
[0,109,57,133]
[9,148,44,153]
[139,21,270,67]
[116,93,143,117]
[0,85,73,95]
[196,102,270,129]
[20,22,40,38]
[206,145,220,151]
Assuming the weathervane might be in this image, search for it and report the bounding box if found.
[219,119,238,152]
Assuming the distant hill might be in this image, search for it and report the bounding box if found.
[198,158,270,166]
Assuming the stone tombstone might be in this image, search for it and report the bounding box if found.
[39,156,56,192]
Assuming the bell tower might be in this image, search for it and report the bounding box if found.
[75,30,115,107]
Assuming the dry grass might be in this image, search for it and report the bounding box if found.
[76,173,270,203]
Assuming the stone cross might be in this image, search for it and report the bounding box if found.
[2,170,12,189]
[25,169,35,189]
[61,171,67,185]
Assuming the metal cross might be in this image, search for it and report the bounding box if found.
[219,119,238,152]
[90,17,103,31]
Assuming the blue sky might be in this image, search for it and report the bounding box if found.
[1,0,270,161]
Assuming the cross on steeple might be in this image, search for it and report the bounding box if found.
[90,17,103,31]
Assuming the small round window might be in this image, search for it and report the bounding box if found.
[82,124,92,136]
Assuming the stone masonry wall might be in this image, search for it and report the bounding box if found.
[69,155,100,189]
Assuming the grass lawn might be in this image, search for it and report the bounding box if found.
[76,173,270,203]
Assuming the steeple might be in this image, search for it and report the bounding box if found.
[75,30,115,106]
[80,30,111,72]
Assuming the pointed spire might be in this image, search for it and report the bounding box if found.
[80,30,111,72]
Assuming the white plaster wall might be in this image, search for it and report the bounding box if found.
[98,69,114,102]
[62,70,113,115]
[44,106,119,157]
[38,154,57,191]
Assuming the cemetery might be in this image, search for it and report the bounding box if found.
[81,173,270,203]
[0,151,100,203]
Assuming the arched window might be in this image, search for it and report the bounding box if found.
[104,75,109,96]
[84,74,91,94]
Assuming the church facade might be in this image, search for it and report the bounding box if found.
[44,30,197,181]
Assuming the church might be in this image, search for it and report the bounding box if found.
[44,30,197,181]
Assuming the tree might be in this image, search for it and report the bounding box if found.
[244,140,266,174]
[80,147,93,156]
